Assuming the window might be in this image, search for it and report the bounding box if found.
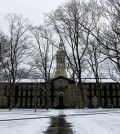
[22,98,26,103]
[37,90,40,96]
[6,90,9,96]
[91,90,94,96]
[91,84,94,90]
[37,98,40,103]
[28,90,31,96]
[101,98,104,105]
[118,98,120,102]
[107,91,109,96]
[18,98,21,103]
[18,90,21,96]
[117,85,120,89]
[22,98,25,107]
[42,98,45,106]
[112,85,115,90]
[113,98,116,103]
[27,98,31,106]
[42,90,45,96]
[27,98,30,103]
[118,91,120,96]
[12,98,15,103]
[13,91,15,96]
[113,91,116,96]
[32,98,34,105]
[23,90,26,96]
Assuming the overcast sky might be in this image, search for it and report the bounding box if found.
[0,0,69,33]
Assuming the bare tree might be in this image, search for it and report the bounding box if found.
[86,39,106,107]
[100,0,120,82]
[82,0,106,107]
[108,0,120,14]
[0,32,10,81]
[45,0,104,108]
[74,0,120,82]
[0,14,31,111]
[30,25,56,111]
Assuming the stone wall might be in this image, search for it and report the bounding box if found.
[0,81,119,108]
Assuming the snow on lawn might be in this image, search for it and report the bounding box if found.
[0,109,59,134]
[1,118,49,134]
[65,109,120,134]
[0,109,120,134]
[0,109,59,120]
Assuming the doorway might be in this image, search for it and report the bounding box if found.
[58,93,64,109]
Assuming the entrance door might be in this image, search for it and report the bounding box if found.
[59,95,64,109]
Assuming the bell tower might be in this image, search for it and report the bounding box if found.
[55,42,67,78]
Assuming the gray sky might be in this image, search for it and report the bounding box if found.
[0,0,69,33]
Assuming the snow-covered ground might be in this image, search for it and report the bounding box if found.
[65,109,120,134]
[0,109,120,134]
[0,109,59,134]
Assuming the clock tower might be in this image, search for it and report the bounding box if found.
[55,42,67,78]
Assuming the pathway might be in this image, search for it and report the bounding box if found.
[44,110,73,134]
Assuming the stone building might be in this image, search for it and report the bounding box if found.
[0,42,120,108]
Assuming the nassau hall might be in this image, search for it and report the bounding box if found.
[0,42,120,109]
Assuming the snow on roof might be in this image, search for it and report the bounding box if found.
[17,79,45,83]
[82,78,119,83]
[0,79,45,83]
[0,78,119,84]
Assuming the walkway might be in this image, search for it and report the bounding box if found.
[44,110,73,134]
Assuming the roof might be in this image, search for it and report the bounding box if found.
[0,77,119,84]
[51,76,74,83]
[52,77,119,83]
[81,78,119,83]
[0,79,45,84]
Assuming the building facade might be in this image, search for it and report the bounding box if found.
[0,42,120,109]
